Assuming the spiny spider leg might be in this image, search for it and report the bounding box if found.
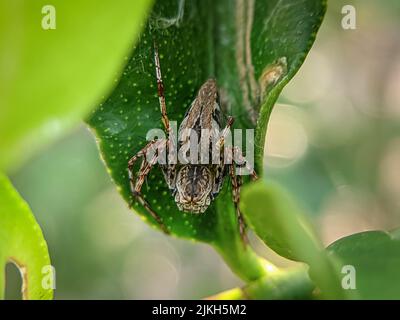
[128,139,158,181]
[210,116,235,195]
[153,40,177,191]
[215,116,234,150]
[214,116,257,180]
[128,139,170,234]
[229,163,249,245]
[212,116,251,244]
[132,191,170,235]
[224,144,258,244]
[230,146,258,181]
[153,40,171,137]
[214,117,256,179]
[133,152,159,192]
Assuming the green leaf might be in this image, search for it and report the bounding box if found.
[240,180,349,299]
[240,180,323,262]
[0,0,153,171]
[0,173,52,300]
[326,230,400,299]
[208,267,315,300]
[86,0,326,281]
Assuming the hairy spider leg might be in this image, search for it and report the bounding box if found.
[212,116,249,244]
[153,40,177,186]
[230,146,258,181]
[229,163,248,244]
[128,139,158,181]
[128,139,170,234]
[227,145,259,244]
[219,126,258,245]
[153,40,171,137]
[215,116,234,151]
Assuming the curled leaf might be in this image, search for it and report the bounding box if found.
[0,173,53,300]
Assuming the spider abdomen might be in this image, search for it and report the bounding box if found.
[174,165,214,214]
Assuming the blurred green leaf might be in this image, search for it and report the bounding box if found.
[240,180,322,261]
[0,173,52,300]
[326,230,400,299]
[240,180,349,298]
[208,267,315,300]
[0,0,153,171]
[86,0,326,281]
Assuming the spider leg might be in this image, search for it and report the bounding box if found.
[215,116,234,150]
[131,191,170,235]
[160,139,177,190]
[225,145,259,244]
[132,153,158,192]
[128,139,159,182]
[231,146,258,181]
[210,116,235,195]
[153,40,171,137]
[127,140,170,234]
[229,163,249,245]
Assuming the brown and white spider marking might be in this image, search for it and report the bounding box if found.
[127,41,257,240]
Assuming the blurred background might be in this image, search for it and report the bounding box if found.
[5,0,400,299]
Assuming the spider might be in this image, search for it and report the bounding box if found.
[127,41,258,241]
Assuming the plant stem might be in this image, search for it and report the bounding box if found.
[213,191,278,282]
[212,241,278,282]
[206,266,315,300]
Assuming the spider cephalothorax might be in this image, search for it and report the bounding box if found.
[127,41,257,240]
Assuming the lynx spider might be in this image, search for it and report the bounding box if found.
[127,41,258,241]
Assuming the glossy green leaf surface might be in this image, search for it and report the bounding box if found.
[0,173,52,300]
[86,0,326,281]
